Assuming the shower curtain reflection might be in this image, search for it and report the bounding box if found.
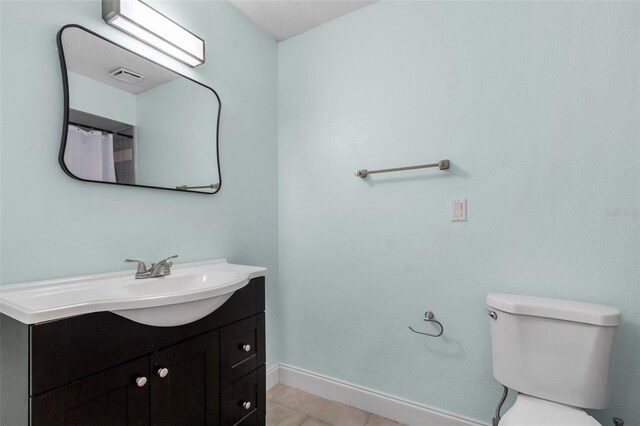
[64,125,116,182]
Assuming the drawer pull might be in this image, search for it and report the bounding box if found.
[156,367,169,378]
[241,401,252,410]
[135,376,147,387]
[241,344,251,352]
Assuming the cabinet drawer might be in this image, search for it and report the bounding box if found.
[221,366,265,426]
[220,314,265,387]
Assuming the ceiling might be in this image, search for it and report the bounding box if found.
[228,0,378,41]
[62,27,179,94]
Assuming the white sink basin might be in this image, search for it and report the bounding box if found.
[0,259,267,327]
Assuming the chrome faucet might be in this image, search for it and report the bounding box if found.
[125,255,178,279]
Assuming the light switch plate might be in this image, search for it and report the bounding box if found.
[452,199,467,221]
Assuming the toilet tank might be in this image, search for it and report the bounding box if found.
[486,293,621,409]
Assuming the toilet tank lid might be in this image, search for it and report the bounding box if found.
[486,293,621,326]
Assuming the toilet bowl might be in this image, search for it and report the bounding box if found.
[486,293,621,426]
[499,394,600,426]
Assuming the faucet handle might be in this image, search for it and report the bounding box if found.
[164,255,178,267]
[125,259,148,274]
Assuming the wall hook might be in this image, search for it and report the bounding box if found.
[408,311,444,337]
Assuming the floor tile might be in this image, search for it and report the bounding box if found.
[267,383,288,400]
[267,400,308,426]
[365,413,405,426]
[268,384,370,426]
[300,417,333,426]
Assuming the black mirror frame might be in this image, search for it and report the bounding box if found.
[56,24,222,195]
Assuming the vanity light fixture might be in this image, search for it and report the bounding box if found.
[102,0,205,67]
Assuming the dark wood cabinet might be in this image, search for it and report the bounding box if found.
[31,357,150,426]
[221,366,266,426]
[1,277,266,426]
[220,314,266,387]
[149,331,219,426]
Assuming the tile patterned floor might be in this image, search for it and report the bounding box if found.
[267,384,407,426]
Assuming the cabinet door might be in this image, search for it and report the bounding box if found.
[31,357,149,426]
[150,330,220,426]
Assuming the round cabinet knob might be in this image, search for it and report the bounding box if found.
[241,344,251,352]
[241,401,251,410]
[135,376,147,387]
[156,367,169,378]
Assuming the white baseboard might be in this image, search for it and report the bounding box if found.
[266,364,280,391]
[268,363,488,426]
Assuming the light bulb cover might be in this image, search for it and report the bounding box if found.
[102,0,204,67]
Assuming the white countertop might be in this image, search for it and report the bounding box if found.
[0,259,267,325]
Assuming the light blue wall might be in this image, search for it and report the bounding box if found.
[278,1,639,423]
[0,0,280,366]
[68,71,137,125]
[136,78,219,189]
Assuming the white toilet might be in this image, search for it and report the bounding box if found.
[486,293,622,426]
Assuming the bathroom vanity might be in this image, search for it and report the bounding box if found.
[0,260,266,426]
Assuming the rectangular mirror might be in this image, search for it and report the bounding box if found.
[58,25,221,194]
